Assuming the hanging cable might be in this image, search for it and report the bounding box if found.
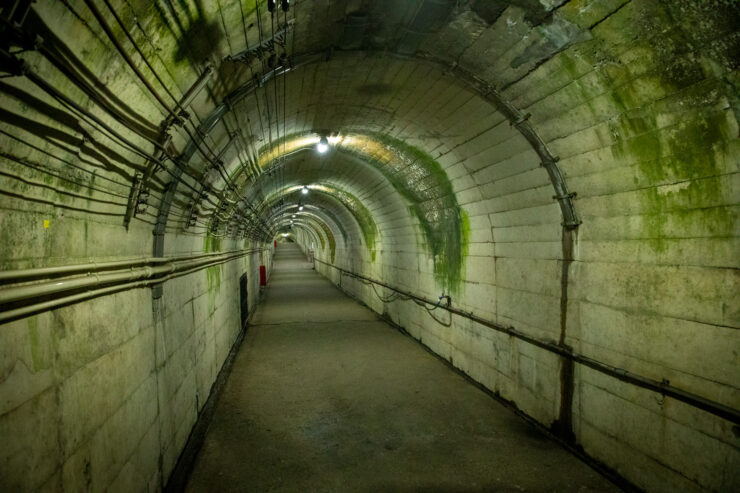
[82,0,182,124]
[101,0,183,110]
[0,129,131,189]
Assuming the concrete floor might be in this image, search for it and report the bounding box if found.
[184,244,620,492]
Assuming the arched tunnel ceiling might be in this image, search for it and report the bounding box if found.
[243,130,473,286]
[190,51,564,289]
[0,3,738,491]
[183,46,573,287]
[1,0,737,285]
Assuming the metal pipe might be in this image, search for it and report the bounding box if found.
[8,43,224,215]
[178,65,213,111]
[20,62,162,163]
[0,249,254,283]
[313,258,740,425]
[0,250,261,323]
[101,0,185,112]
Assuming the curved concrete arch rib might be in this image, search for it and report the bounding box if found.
[274,217,331,259]
[266,203,349,247]
[275,219,320,247]
[257,183,378,259]
[268,206,347,251]
[194,50,579,228]
[245,132,468,289]
[164,50,578,290]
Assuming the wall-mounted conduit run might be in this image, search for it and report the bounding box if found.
[313,258,740,426]
[0,248,265,323]
[411,52,581,230]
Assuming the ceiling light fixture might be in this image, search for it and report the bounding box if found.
[299,205,304,211]
[301,186,309,195]
[316,136,329,154]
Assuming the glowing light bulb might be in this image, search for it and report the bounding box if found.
[316,136,329,153]
[299,206,304,211]
[301,186,309,195]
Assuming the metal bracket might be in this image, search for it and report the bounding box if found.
[553,192,577,201]
[135,188,150,214]
[226,21,294,65]
[123,172,143,230]
[511,112,531,126]
[540,156,560,166]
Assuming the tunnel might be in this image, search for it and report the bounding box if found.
[0,0,738,491]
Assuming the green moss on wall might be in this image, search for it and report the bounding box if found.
[249,131,469,290]
[611,110,735,252]
[319,188,378,261]
[317,221,336,263]
[606,60,735,252]
[204,234,221,252]
[310,223,325,252]
[356,132,469,293]
[558,0,739,254]
[206,264,221,292]
[314,207,348,244]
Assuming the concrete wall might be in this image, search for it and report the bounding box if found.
[0,245,268,491]
[1,1,738,492]
[300,3,740,490]
[0,3,272,487]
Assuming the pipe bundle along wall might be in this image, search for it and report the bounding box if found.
[0,249,264,322]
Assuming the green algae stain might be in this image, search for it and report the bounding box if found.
[203,235,223,311]
[356,132,469,293]
[611,108,734,253]
[205,264,222,313]
[206,265,221,292]
[310,223,325,252]
[558,0,739,255]
[251,131,468,289]
[307,205,347,244]
[320,188,379,261]
[204,234,221,252]
[317,221,336,264]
